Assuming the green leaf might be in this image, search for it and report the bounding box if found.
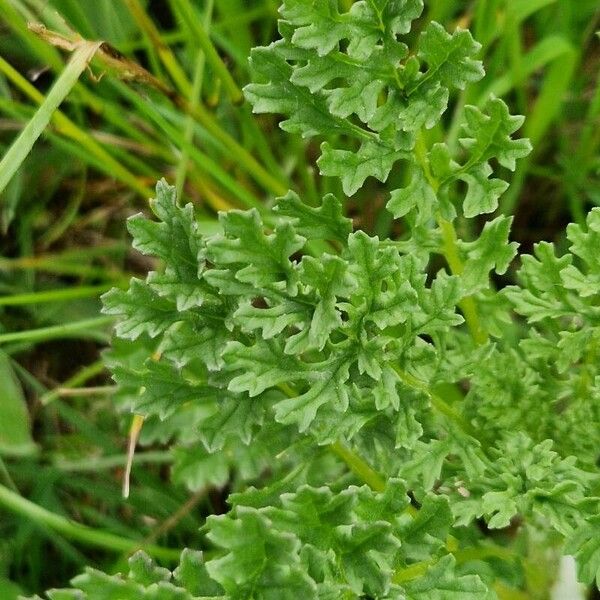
[245,1,486,194]
[387,169,437,225]
[401,555,489,599]
[38,551,222,599]
[461,164,509,218]
[263,484,401,596]
[224,338,356,432]
[401,440,453,490]
[274,191,352,243]
[245,41,345,138]
[459,216,518,295]
[398,495,453,562]
[416,22,484,90]
[480,489,519,529]
[274,356,352,431]
[128,552,171,585]
[282,0,348,56]
[561,208,600,296]
[452,434,590,534]
[206,209,304,292]
[159,320,228,371]
[504,220,600,323]
[234,298,309,342]
[128,180,201,268]
[460,98,532,171]
[205,507,317,599]
[295,254,352,351]
[417,272,464,333]
[0,578,22,600]
[346,231,399,302]
[171,444,230,490]
[431,98,531,218]
[224,340,305,397]
[200,395,267,452]
[126,180,208,311]
[354,478,411,524]
[566,513,600,588]
[318,140,406,196]
[0,352,35,456]
[173,549,224,596]
[111,359,215,419]
[101,279,179,340]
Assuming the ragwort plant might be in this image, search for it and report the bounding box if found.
[33,1,600,598]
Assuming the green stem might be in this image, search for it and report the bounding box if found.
[278,382,387,494]
[277,382,388,495]
[393,366,479,439]
[0,483,181,562]
[438,218,489,346]
[393,559,430,584]
[0,285,111,306]
[0,316,114,345]
[414,134,489,346]
[184,100,288,197]
[0,55,153,199]
[454,544,516,564]
[0,457,18,492]
[175,0,213,198]
[329,441,386,493]
[53,451,172,472]
[0,40,101,196]
[125,0,192,97]
[176,0,243,104]
[393,544,517,585]
[41,359,106,405]
[278,383,386,492]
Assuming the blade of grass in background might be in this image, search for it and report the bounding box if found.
[0,40,101,196]
[0,54,154,198]
[0,482,181,562]
[0,352,36,457]
[0,315,114,345]
[174,0,243,103]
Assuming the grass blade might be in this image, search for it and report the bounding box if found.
[0,482,181,562]
[0,40,101,196]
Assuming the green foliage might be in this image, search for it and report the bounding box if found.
[0,353,35,456]
[28,0,599,598]
[27,550,222,599]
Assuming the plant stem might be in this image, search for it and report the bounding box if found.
[0,483,181,562]
[0,40,101,195]
[142,488,205,546]
[329,441,386,492]
[0,285,111,306]
[0,457,18,492]
[52,386,116,397]
[414,134,488,346]
[41,359,107,405]
[175,0,213,199]
[176,0,243,103]
[279,382,389,496]
[0,55,153,199]
[437,217,489,345]
[393,544,517,585]
[330,440,419,519]
[393,366,480,439]
[124,0,192,97]
[0,316,114,345]
[53,451,172,472]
